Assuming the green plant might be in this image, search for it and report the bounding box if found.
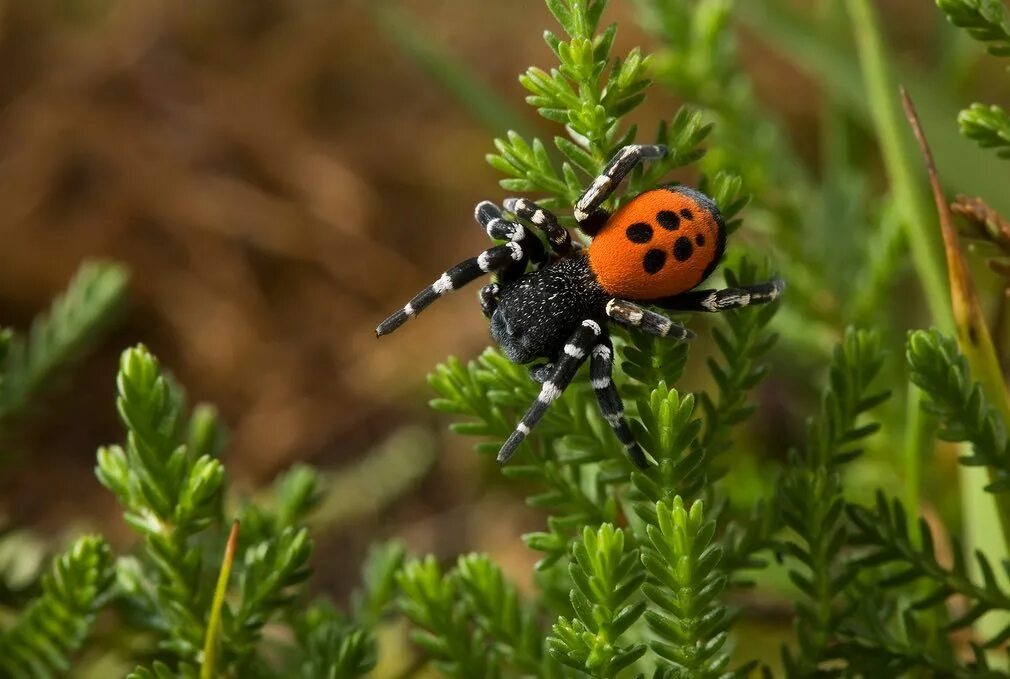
[409,0,775,675]
[780,329,888,673]
[0,261,128,435]
[0,536,113,678]
[486,0,726,217]
[0,263,126,675]
[640,498,730,677]
[548,524,645,676]
[98,345,389,678]
[1,332,405,677]
[10,0,1010,677]
[398,1,1010,677]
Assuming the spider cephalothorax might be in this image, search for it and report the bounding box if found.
[376,144,783,469]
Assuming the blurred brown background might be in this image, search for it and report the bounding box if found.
[0,0,959,590]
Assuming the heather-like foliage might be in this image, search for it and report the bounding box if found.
[6,0,1010,677]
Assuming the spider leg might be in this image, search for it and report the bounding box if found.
[475,201,547,281]
[497,319,603,464]
[654,278,785,313]
[527,362,554,384]
[502,197,577,257]
[375,242,525,337]
[479,283,500,319]
[573,144,667,223]
[590,336,648,469]
[605,299,695,341]
[474,200,524,241]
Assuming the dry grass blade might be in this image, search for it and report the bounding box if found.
[901,84,1010,548]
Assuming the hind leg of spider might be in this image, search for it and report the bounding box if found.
[574,144,667,223]
[590,337,648,469]
[497,319,603,464]
[502,197,577,256]
[375,241,525,337]
[605,299,695,341]
[655,278,785,313]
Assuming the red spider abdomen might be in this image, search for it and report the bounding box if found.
[587,187,725,300]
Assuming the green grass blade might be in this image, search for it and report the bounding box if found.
[368,1,530,136]
[201,520,240,679]
[739,0,1010,217]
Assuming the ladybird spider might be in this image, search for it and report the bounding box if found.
[376,144,783,469]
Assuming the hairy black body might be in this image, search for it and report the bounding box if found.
[490,256,607,364]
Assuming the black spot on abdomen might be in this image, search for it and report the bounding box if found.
[673,236,693,261]
[680,208,694,220]
[695,234,705,246]
[643,249,667,274]
[626,222,653,243]
[657,210,680,230]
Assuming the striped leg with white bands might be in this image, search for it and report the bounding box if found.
[497,319,602,464]
[590,338,648,469]
[573,145,667,222]
[657,278,786,313]
[474,201,524,241]
[502,197,576,256]
[375,243,524,337]
[605,299,694,341]
[475,200,547,277]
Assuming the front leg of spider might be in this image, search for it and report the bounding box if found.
[574,144,667,224]
[497,319,602,465]
[375,239,525,336]
[475,200,547,281]
[479,283,500,319]
[503,197,577,256]
[375,201,533,336]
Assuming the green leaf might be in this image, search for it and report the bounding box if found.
[908,329,1010,491]
[547,524,646,677]
[0,261,128,430]
[937,0,1010,56]
[396,556,499,678]
[352,541,407,627]
[227,527,314,661]
[0,536,114,678]
[293,601,376,679]
[780,328,888,672]
[456,554,544,675]
[849,492,1010,648]
[95,345,223,660]
[128,662,199,679]
[639,497,731,678]
[958,103,1010,158]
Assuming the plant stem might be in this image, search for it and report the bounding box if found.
[845,0,942,538]
[846,0,949,582]
[201,520,240,679]
[846,0,950,327]
[903,384,923,537]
